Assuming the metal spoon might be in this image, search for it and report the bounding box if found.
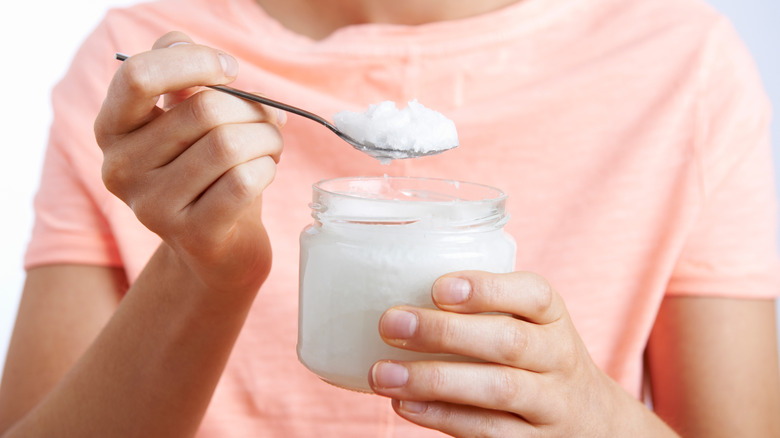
[115,53,451,160]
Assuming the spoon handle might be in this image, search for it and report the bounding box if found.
[113,53,338,132]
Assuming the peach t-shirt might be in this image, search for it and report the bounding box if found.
[26,0,780,436]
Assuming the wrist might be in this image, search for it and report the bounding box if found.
[609,381,679,437]
[144,241,265,313]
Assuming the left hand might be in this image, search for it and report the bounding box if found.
[369,271,673,437]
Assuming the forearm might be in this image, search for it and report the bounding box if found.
[3,244,261,438]
[648,297,780,437]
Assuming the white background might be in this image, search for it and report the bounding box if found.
[0,1,778,373]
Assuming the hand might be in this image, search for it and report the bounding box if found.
[369,271,674,437]
[94,32,285,295]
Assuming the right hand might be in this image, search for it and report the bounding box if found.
[94,31,285,295]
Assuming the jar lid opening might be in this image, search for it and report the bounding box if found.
[312,177,508,230]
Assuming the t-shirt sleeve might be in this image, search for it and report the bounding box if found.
[24,18,125,270]
[666,18,780,298]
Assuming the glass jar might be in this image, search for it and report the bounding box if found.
[298,176,516,393]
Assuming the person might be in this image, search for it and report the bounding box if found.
[1,0,779,436]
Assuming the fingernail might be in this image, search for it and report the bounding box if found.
[433,277,471,305]
[167,41,190,48]
[218,52,238,77]
[276,108,287,127]
[399,400,428,414]
[381,309,417,339]
[372,362,408,388]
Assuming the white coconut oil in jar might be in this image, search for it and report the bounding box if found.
[298,176,516,393]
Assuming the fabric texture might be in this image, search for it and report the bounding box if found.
[25,0,780,435]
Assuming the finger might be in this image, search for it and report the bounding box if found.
[165,122,283,210]
[379,307,569,371]
[390,399,538,438]
[113,88,278,173]
[96,42,238,141]
[183,154,278,248]
[369,361,556,424]
[128,122,282,233]
[151,32,201,109]
[432,271,566,325]
[151,30,195,50]
[149,89,285,165]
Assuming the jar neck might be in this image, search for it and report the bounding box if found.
[310,177,509,232]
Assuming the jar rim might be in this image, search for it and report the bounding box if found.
[311,176,509,230]
[313,176,507,203]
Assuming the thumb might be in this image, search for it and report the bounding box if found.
[150,32,239,110]
[154,32,198,109]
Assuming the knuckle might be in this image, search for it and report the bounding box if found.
[492,369,522,408]
[474,413,504,438]
[188,91,224,128]
[474,273,517,312]
[101,154,131,197]
[478,275,505,304]
[205,126,242,167]
[525,272,554,315]
[434,315,465,352]
[119,58,153,98]
[498,322,528,364]
[223,163,261,201]
[425,365,450,394]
